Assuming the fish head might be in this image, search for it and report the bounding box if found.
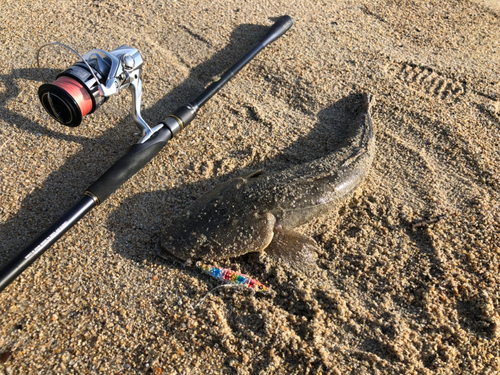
[161,176,276,261]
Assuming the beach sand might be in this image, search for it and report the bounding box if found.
[0,0,499,373]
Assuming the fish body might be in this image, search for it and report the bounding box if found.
[161,93,376,270]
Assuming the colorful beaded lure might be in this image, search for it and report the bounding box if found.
[196,261,269,293]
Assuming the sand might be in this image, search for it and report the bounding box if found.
[0,0,499,373]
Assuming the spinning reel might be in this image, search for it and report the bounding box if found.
[37,43,162,142]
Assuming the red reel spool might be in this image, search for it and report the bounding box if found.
[38,75,95,127]
[52,76,93,117]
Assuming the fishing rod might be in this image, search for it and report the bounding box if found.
[0,15,293,292]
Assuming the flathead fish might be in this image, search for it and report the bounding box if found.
[161,93,376,271]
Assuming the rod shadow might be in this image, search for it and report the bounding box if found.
[0,22,272,266]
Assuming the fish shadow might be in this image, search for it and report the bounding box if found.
[107,92,369,266]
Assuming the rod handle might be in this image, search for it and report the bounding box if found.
[86,126,172,204]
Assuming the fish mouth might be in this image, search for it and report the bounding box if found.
[160,233,189,260]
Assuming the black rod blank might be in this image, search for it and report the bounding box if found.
[192,15,293,109]
[0,197,95,292]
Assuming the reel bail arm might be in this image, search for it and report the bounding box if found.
[88,45,164,143]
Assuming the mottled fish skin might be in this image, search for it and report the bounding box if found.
[161,93,376,270]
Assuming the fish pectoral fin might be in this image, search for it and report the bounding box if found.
[264,228,319,272]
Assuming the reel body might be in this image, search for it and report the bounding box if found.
[37,44,161,142]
